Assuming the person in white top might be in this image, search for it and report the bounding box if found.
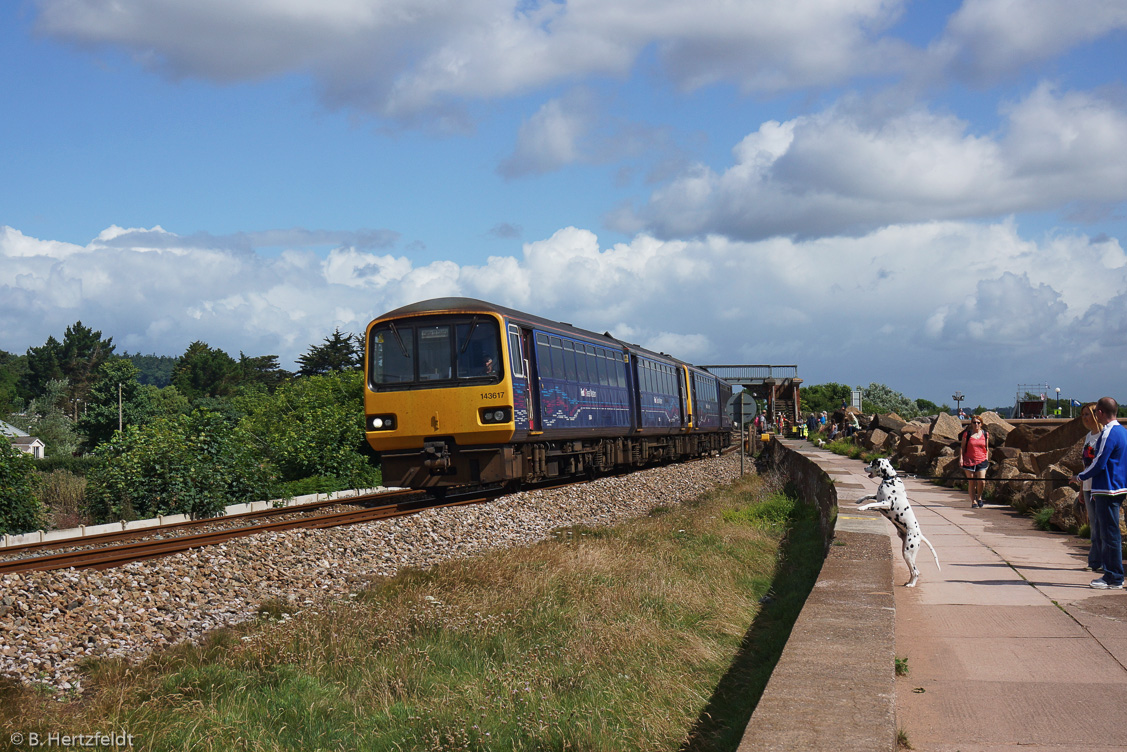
[1081,404,1105,572]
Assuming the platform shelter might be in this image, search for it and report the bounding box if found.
[699,365,802,427]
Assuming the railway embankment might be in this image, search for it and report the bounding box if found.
[736,437,898,751]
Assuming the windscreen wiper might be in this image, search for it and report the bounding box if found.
[458,316,479,354]
[388,322,409,358]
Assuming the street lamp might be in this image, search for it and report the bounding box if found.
[1055,387,1061,417]
[953,391,965,418]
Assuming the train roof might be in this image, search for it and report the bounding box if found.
[372,297,725,380]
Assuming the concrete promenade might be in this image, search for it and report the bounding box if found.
[796,439,1127,752]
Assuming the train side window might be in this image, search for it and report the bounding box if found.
[508,325,524,378]
[563,341,578,381]
[596,352,608,386]
[571,342,588,383]
[549,338,564,379]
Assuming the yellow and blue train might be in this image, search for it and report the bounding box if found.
[363,298,733,491]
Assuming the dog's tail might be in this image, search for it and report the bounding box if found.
[921,534,941,570]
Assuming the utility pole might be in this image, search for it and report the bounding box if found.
[118,382,123,432]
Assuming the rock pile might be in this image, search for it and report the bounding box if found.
[850,410,1092,530]
[0,453,743,695]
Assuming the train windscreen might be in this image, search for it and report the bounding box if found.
[369,316,502,389]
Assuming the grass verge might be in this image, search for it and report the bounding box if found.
[2,472,824,752]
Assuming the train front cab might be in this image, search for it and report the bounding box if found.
[364,308,519,489]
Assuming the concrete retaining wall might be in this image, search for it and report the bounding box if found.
[737,439,897,752]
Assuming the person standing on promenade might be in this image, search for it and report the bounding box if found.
[960,416,990,508]
[1079,404,1105,573]
[1073,397,1127,589]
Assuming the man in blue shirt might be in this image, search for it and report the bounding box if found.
[1073,397,1127,589]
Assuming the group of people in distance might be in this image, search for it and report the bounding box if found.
[962,398,1127,589]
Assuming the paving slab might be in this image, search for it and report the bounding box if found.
[781,440,1127,751]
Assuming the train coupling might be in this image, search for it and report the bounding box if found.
[422,440,453,474]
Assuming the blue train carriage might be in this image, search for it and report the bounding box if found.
[364,297,730,491]
[685,364,733,433]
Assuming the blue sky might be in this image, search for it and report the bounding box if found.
[2,0,1126,409]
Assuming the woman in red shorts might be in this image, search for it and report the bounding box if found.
[961,416,990,508]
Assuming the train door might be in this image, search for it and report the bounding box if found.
[507,324,535,433]
[520,327,543,433]
[679,366,692,430]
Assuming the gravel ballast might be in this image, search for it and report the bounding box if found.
[1,453,744,694]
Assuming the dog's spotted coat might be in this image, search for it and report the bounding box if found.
[856,457,940,587]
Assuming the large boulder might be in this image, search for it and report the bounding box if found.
[868,428,889,451]
[897,448,927,473]
[1056,442,1085,474]
[1004,423,1058,450]
[1047,485,1081,532]
[926,414,963,460]
[930,412,964,445]
[870,413,907,434]
[1043,463,1073,482]
[937,453,963,479]
[1029,447,1072,475]
[992,446,1021,464]
[1030,412,1091,452]
[925,447,957,479]
[991,463,1024,503]
[978,411,1014,443]
[1004,424,1041,451]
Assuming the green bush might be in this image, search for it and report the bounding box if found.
[275,475,348,498]
[1033,506,1055,531]
[34,455,101,476]
[0,442,45,535]
[234,371,380,488]
[86,410,272,522]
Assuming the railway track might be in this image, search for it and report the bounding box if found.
[0,490,419,560]
[0,488,493,575]
[3,446,741,576]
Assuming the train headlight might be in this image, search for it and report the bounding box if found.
[368,414,396,431]
[480,407,512,424]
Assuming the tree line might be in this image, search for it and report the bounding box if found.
[1,322,377,536]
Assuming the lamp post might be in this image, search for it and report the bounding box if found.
[953,391,965,418]
[1055,387,1061,417]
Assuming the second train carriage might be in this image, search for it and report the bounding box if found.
[364,298,732,490]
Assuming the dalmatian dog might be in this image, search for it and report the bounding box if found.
[856,458,940,587]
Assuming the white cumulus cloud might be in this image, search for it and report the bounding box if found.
[630,84,1127,241]
[3,219,1124,406]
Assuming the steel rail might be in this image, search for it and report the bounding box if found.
[0,492,472,575]
[0,489,422,558]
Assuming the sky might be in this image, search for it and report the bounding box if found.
[1,0,1126,410]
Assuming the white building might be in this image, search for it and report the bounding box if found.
[0,419,45,459]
